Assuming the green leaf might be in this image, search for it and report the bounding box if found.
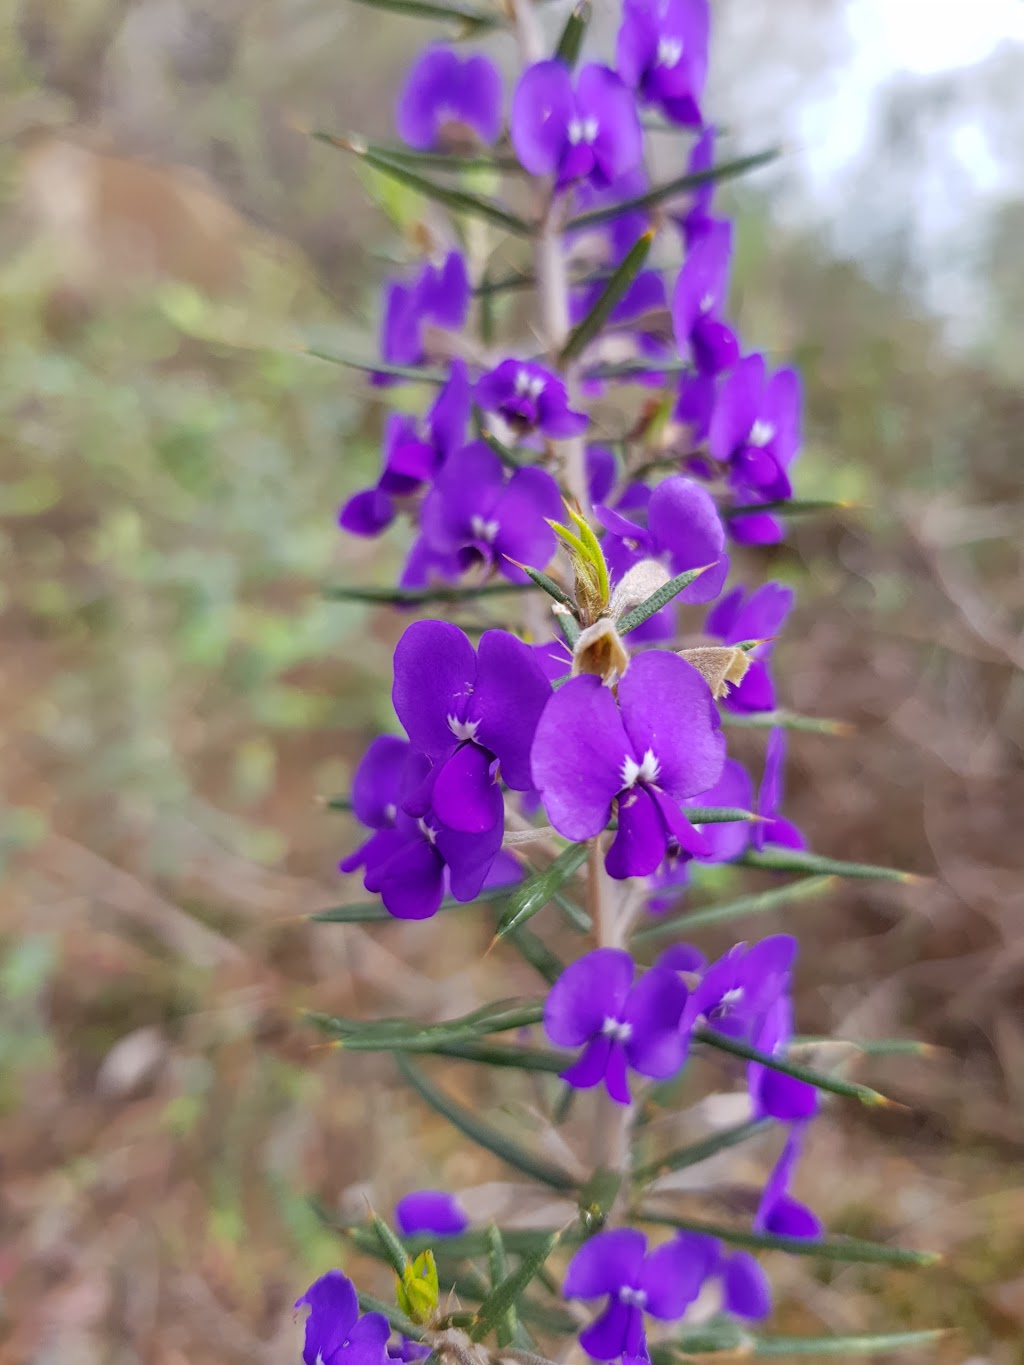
[346,0,501,28]
[518,564,578,611]
[584,357,691,382]
[492,842,590,943]
[485,1226,516,1348]
[325,795,354,812]
[684,806,759,825]
[475,270,535,297]
[494,915,567,986]
[554,0,591,66]
[634,1118,771,1185]
[617,565,711,635]
[553,890,592,932]
[739,848,920,883]
[577,1168,622,1230]
[356,1292,424,1340]
[567,149,779,232]
[560,228,655,364]
[481,429,530,469]
[633,1209,942,1267]
[631,875,835,944]
[694,1027,893,1107]
[722,709,851,735]
[361,143,522,172]
[313,883,516,923]
[425,1040,571,1072]
[752,1330,947,1357]
[791,1035,936,1058]
[396,1055,577,1191]
[556,613,581,649]
[305,345,448,383]
[307,1001,545,1049]
[471,1229,562,1342]
[371,1211,411,1277]
[319,135,531,235]
[724,497,855,519]
[323,581,533,606]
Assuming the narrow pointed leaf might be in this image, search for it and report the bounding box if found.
[482,429,530,468]
[554,0,590,66]
[428,1040,572,1071]
[475,270,535,297]
[752,1330,947,1357]
[560,229,654,364]
[492,842,590,942]
[567,149,778,232]
[323,581,533,606]
[685,806,759,825]
[356,1292,424,1340]
[494,916,567,986]
[585,357,692,382]
[577,1168,623,1230]
[556,612,581,649]
[791,1035,937,1058]
[486,1226,516,1348]
[396,1055,577,1191]
[617,565,710,635]
[325,137,531,235]
[694,1027,893,1107]
[371,1212,411,1277]
[360,142,522,172]
[518,564,577,611]
[724,497,856,519]
[471,1229,562,1342]
[634,1209,941,1267]
[347,0,501,28]
[739,848,920,883]
[325,795,353,811]
[308,1001,544,1048]
[313,883,517,923]
[632,875,835,944]
[722,709,851,735]
[306,344,448,383]
[634,1118,771,1185]
[554,890,591,931]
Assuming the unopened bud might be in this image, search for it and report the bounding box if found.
[609,558,671,621]
[678,645,750,699]
[573,618,630,686]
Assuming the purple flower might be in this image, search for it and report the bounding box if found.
[672,219,740,377]
[721,1250,771,1320]
[749,994,818,1122]
[395,1190,469,1237]
[340,362,471,537]
[378,253,470,380]
[531,650,726,879]
[544,949,689,1103]
[340,738,504,919]
[393,621,551,833]
[646,759,754,911]
[675,126,717,245]
[596,476,729,640]
[754,729,805,851]
[666,934,798,1044]
[295,1271,390,1365]
[388,1341,432,1363]
[705,582,794,713]
[563,1227,715,1358]
[616,0,709,127]
[397,47,502,150]
[708,353,802,539]
[755,1128,822,1239]
[476,359,588,438]
[419,441,563,582]
[587,445,619,505]
[511,61,643,190]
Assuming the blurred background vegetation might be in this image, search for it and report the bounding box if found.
[2,0,1023,1360]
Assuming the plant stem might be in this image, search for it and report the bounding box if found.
[587,838,633,1199]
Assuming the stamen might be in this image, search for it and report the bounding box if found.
[749,419,776,447]
[417,818,437,845]
[620,748,660,789]
[447,715,481,741]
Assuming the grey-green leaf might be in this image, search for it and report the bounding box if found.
[470,1229,562,1342]
[560,230,654,365]
[617,565,710,635]
[554,0,590,67]
[739,848,920,883]
[492,842,590,942]
[631,875,834,944]
[694,1026,891,1106]
[634,1118,771,1185]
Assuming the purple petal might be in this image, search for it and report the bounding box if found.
[436,817,504,902]
[544,948,635,1047]
[454,54,504,144]
[564,1228,648,1300]
[561,1033,615,1091]
[688,759,753,863]
[536,379,589,437]
[419,441,505,551]
[351,735,412,829]
[623,966,689,1078]
[395,1190,469,1237]
[646,476,728,603]
[296,1270,359,1365]
[763,1195,822,1240]
[428,360,472,458]
[607,786,668,880]
[471,629,553,791]
[341,1313,391,1365]
[638,1235,714,1319]
[424,253,470,330]
[729,510,785,545]
[397,47,461,149]
[672,219,732,342]
[578,1300,636,1362]
[339,487,396,537]
[617,651,726,801]
[704,584,743,640]
[603,1039,632,1103]
[708,353,764,461]
[762,367,801,468]
[432,742,502,834]
[730,583,795,643]
[578,64,644,186]
[392,621,477,762]
[492,467,563,577]
[530,675,630,841]
[367,836,446,920]
[692,316,739,376]
[722,1252,771,1320]
[655,942,706,973]
[675,371,716,443]
[728,657,776,714]
[587,446,618,505]
[511,60,574,175]
[751,1064,819,1122]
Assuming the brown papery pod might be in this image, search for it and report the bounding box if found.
[678,645,750,700]
[573,618,631,686]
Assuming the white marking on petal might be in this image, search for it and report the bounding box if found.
[719,987,744,1009]
[602,1016,633,1043]
[749,419,776,447]
[699,291,715,314]
[618,1286,648,1308]
[470,514,499,543]
[384,802,397,822]
[515,367,533,395]
[567,116,599,146]
[447,715,481,741]
[417,817,437,844]
[620,748,660,789]
[656,36,684,68]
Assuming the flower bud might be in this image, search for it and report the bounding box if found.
[396,1249,440,1324]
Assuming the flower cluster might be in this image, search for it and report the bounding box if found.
[305,0,900,1358]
